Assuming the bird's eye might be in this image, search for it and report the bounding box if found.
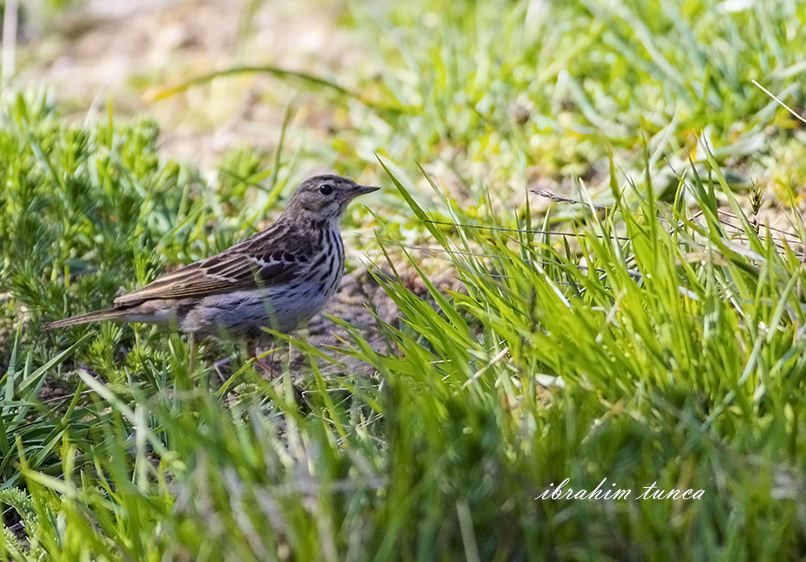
[319,184,334,196]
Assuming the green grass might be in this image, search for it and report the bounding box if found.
[3,0,806,560]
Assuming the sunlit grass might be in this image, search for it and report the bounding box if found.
[3,0,806,560]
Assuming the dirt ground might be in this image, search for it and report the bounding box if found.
[18,0,364,167]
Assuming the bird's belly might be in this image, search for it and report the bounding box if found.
[177,278,340,339]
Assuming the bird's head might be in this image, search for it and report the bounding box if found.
[282,175,379,227]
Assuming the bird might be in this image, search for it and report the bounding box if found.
[43,175,379,348]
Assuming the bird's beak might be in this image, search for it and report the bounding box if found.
[348,185,380,199]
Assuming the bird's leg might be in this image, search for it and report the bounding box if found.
[189,335,197,372]
[281,340,307,410]
[213,357,231,383]
[249,344,277,377]
[285,339,294,372]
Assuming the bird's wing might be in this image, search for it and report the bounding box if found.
[113,249,305,307]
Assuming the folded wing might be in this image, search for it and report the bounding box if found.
[113,250,303,307]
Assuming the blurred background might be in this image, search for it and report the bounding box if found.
[13,0,369,168]
[11,0,806,220]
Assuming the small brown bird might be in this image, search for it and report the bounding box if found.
[43,175,378,341]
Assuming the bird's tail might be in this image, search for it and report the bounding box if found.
[42,308,130,330]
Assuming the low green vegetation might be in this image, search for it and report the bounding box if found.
[3,0,806,560]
